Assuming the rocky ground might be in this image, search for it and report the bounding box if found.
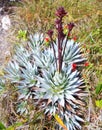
[0,8,13,69]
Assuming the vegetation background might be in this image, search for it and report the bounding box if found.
[0,0,102,129]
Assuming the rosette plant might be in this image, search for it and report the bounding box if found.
[4,7,87,130]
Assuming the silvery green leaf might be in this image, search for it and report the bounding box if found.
[75,115,84,122]
[69,123,74,130]
[68,70,78,79]
[65,93,75,100]
[52,95,59,104]
[25,92,32,99]
[63,39,86,64]
[43,92,52,99]
[73,58,86,63]
[17,101,28,115]
[69,77,79,85]
[75,92,87,97]
[58,96,65,107]
[4,61,20,83]
[73,119,81,129]
[66,85,79,90]
[0,78,5,93]
[29,33,44,48]
[45,108,50,114]
[71,88,81,93]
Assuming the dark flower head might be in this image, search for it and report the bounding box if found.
[47,30,53,39]
[68,22,75,32]
[55,7,67,18]
[55,18,61,25]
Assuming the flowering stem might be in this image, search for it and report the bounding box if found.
[58,33,62,73]
[48,7,68,73]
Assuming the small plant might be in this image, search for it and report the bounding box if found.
[4,7,87,130]
[17,29,27,41]
[95,83,102,109]
[95,100,102,109]
[95,82,102,95]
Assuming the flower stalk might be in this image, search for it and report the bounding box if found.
[55,7,67,72]
[47,7,75,73]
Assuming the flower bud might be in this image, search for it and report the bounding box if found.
[55,7,67,18]
[67,23,75,32]
[72,63,77,71]
[47,30,53,39]
[84,62,89,67]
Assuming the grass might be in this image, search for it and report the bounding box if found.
[0,0,102,129]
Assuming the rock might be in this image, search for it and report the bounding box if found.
[0,13,12,68]
[1,15,11,30]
